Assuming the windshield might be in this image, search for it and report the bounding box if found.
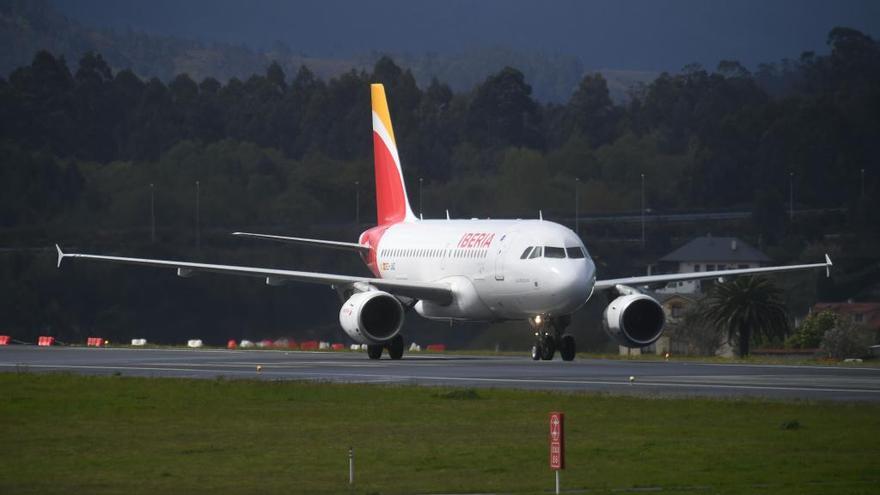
[566,247,585,259]
[544,247,566,258]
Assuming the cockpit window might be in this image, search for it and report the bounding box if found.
[528,246,543,259]
[520,247,533,259]
[566,247,585,259]
[544,247,566,258]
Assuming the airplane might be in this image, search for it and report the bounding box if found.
[56,83,833,361]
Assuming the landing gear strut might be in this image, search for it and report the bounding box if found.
[530,315,576,362]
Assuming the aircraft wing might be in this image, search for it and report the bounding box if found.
[594,255,832,291]
[232,232,371,252]
[55,245,451,304]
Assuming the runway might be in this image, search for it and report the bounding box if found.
[2,346,879,401]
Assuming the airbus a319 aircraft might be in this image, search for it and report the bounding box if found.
[57,84,832,361]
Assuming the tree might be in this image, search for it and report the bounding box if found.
[819,318,873,359]
[665,300,724,356]
[466,67,542,149]
[565,73,619,148]
[702,277,789,357]
[787,310,837,349]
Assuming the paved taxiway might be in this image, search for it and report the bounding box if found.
[2,346,878,401]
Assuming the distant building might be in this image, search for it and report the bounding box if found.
[811,302,880,332]
[655,236,770,294]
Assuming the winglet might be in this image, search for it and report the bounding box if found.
[55,244,64,268]
[825,253,833,278]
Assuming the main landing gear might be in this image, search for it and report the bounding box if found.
[367,334,405,360]
[530,315,576,362]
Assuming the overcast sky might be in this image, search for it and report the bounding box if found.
[53,0,880,71]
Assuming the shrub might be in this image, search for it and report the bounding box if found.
[666,302,724,356]
[818,319,873,360]
[786,310,837,349]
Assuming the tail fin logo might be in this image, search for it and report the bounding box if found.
[371,84,416,225]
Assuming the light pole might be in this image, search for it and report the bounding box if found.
[861,168,865,198]
[150,183,155,243]
[789,172,794,221]
[354,181,360,226]
[195,180,200,251]
[640,173,645,249]
[419,177,423,219]
[574,177,579,235]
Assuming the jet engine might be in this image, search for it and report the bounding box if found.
[339,290,404,344]
[602,293,665,348]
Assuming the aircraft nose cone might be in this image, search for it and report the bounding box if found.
[546,259,593,313]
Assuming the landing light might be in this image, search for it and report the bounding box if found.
[534,315,543,325]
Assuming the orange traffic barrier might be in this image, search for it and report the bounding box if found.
[37,336,55,347]
[227,339,237,349]
[331,343,345,351]
[299,340,318,350]
[426,344,446,352]
[0,335,9,346]
[86,337,103,347]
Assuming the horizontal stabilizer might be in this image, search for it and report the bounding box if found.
[232,232,370,252]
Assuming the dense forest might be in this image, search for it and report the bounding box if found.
[1,0,628,102]
[1,26,879,348]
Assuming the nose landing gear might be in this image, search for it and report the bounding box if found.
[529,315,576,361]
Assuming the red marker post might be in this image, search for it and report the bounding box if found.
[549,412,565,494]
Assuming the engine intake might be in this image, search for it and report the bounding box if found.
[602,294,665,348]
[339,291,404,344]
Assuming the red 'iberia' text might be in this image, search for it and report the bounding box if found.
[457,232,495,248]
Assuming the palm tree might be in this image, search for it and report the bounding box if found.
[702,276,789,357]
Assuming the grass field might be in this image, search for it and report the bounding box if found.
[1,373,879,494]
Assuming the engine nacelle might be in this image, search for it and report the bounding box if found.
[339,291,404,344]
[602,294,665,348]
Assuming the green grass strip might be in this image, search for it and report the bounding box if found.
[1,373,878,494]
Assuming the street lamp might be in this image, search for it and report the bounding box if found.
[150,183,155,243]
[574,177,580,235]
[861,168,865,198]
[640,173,645,249]
[195,180,200,251]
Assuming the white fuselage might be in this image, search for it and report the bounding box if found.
[365,219,596,321]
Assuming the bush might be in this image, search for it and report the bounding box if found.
[818,319,873,360]
[665,302,724,356]
[786,311,837,349]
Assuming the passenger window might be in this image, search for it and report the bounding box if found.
[566,247,585,259]
[520,247,534,259]
[529,246,543,259]
[544,247,566,258]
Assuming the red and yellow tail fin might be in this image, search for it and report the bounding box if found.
[371,84,416,225]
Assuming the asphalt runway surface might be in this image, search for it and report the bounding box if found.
[2,346,879,401]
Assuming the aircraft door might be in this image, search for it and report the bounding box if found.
[494,233,509,281]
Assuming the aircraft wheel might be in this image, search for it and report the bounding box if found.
[531,344,541,361]
[540,337,556,360]
[367,344,383,360]
[387,334,404,360]
[559,334,576,361]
